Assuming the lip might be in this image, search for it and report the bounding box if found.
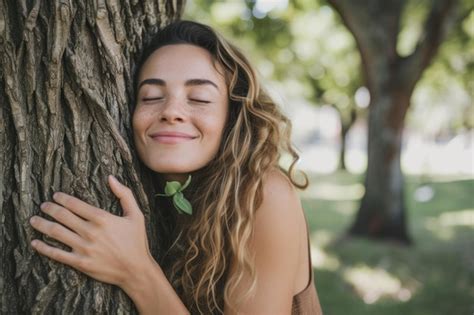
[149,131,197,144]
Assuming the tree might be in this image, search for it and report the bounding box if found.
[186,0,366,171]
[326,0,463,243]
[0,0,185,313]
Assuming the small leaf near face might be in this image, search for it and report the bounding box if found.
[156,176,193,215]
[165,181,181,195]
[180,175,192,191]
[173,192,193,215]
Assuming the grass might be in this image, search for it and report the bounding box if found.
[301,170,474,315]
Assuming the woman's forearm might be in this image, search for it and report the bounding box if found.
[121,257,189,315]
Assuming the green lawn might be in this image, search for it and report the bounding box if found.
[301,170,474,315]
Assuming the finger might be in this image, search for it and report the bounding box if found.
[108,175,142,218]
[31,239,79,268]
[40,202,90,237]
[52,192,108,223]
[30,216,84,250]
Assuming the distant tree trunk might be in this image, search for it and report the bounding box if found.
[337,107,356,171]
[339,129,347,170]
[0,1,185,313]
[327,0,458,243]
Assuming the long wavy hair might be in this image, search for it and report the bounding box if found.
[135,20,308,314]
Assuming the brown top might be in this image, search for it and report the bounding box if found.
[291,223,323,315]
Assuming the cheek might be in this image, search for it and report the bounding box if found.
[202,116,228,155]
[132,108,151,133]
[132,110,153,154]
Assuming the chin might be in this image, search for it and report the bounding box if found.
[148,162,201,175]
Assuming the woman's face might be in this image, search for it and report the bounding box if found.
[133,44,229,182]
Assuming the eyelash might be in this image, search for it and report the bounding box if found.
[141,97,210,104]
[142,97,164,102]
[190,99,210,104]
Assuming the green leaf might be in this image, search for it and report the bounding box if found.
[155,176,193,215]
[164,181,181,195]
[180,175,192,192]
[173,192,193,215]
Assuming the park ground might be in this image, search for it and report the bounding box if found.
[302,170,473,315]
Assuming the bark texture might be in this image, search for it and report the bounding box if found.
[0,0,185,313]
[327,0,459,243]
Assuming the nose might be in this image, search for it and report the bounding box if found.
[159,97,186,123]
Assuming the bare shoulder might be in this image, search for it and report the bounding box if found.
[226,169,307,313]
[252,167,305,257]
[258,168,303,220]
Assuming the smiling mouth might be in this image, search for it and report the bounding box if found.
[149,132,197,144]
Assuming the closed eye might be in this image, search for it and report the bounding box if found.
[189,99,210,104]
[142,97,164,102]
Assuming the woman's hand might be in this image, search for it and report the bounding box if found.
[29,175,153,288]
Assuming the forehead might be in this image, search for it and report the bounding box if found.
[138,44,226,86]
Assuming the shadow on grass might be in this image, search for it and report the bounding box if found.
[302,171,474,315]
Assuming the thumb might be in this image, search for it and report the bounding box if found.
[108,175,142,218]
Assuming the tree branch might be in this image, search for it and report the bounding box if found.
[327,0,405,91]
[399,0,459,91]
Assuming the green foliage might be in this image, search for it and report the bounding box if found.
[185,0,364,130]
[185,0,472,135]
[302,171,473,314]
[407,0,474,132]
[156,175,193,215]
[173,192,193,215]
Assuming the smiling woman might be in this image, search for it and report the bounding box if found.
[133,44,228,180]
[29,20,323,315]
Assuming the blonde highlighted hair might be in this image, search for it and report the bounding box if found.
[136,20,307,314]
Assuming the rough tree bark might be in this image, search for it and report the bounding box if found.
[0,0,185,313]
[327,0,459,243]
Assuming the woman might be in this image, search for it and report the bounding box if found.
[29,20,322,314]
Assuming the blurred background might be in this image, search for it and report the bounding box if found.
[185,1,473,314]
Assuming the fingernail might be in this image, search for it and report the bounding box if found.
[31,240,37,247]
[109,175,118,183]
[30,216,37,224]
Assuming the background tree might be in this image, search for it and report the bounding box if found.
[186,0,366,170]
[0,0,184,313]
[407,4,474,136]
[186,0,472,242]
[326,0,467,243]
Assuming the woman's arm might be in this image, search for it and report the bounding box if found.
[121,257,189,314]
[29,175,188,314]
[225,170,306,315]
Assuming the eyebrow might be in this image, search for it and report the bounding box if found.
[138,78,219,91]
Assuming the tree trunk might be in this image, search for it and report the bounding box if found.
[327,0,459,243]
[0,1,185,313]
[338,107,356,171]
[339,129,347,171]
[350,92,411,242]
